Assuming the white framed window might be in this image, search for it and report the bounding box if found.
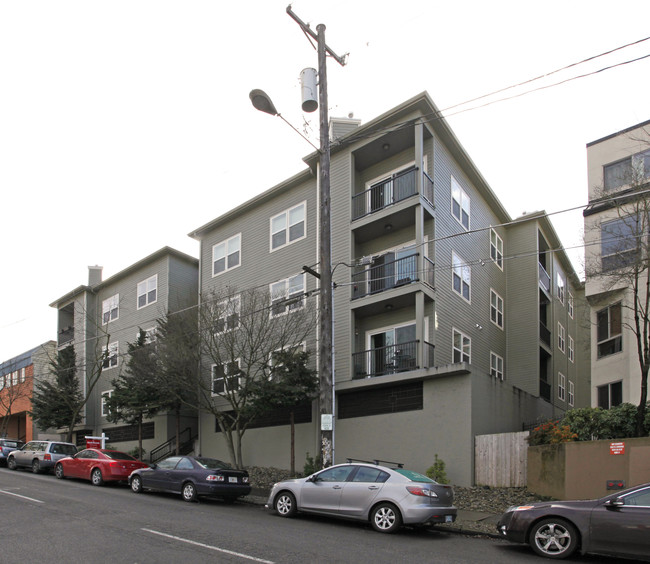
[19,368,25,383]
[11,371,18,386]
[101,390,113,417]
[102,342,119,370]
[597,303,622,358]
[270,274,305,316]
[452,328,471,363]
[568,335,574,363]
[135,327,157,344]
[211,360,241,395]
[490,351,504,380]
[216,295,241,333]
[600,215,640,271]
[556,272,565,304]
[604,149,650,191]
[568,381,575,407]
[452,251,471,302]
[451,175,470,230]
[102,294,119,324]
[558,372,566,401]
[568,292,574,319]
[490,289,504,329]
[212,233,241,276]
[490,229,503,270]
[558,323,565,353]
[271,202,306,251]
[137,275,157,309]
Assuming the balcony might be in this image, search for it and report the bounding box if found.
[352,168,433,221]
[58,326,75,346]
[539,262,551,293]
[352,340,434,379]
[539,321,551,348]
[540,379,551,402]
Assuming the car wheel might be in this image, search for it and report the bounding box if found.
[274,491,297,517]
[55,464,65,479]
[131,475,143,493]
[7,457,17,471]
[530,518,579,559]
[370,502,402,533]
[91,468,104,486]
[32,459,41,474]
[182,482,197,502]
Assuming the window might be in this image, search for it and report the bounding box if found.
[568,292,574,319]
[558,323,565,353]
[101,390,113,417]
[490,229,503,269]
[452,251,470,302]
[601,216,641,271]
[213,234,241,276]
[271,202,306,250]
[211,361,241,395]
[597,303,622,358]
[490,289,504,329]
[102,294,119,324]
[558,372,566,401]
[451,175,470,229]
[216,295,240,333]
[102,342,118,370]
[11,371,18,386]
[556,273,565,304]
[568,335,574,363]
[368,323,417,375]
[315,466,355,483]
[137,275,157,309]
[490,352,504,380]
[568,381,575,407]
[452,328,471,363]
[270,274,305,316]
[621,486,650,507]
[351,467,390,483]
[19,368,25,383]
[598,381,623,409]
[604,149,650,191]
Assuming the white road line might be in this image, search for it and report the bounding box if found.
[0,489,45,503]
[142,528,275,564]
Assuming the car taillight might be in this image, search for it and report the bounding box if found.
[44,454,51,461]
[406,486,438,498]
[206,475,225,482]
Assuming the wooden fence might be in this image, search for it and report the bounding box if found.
[475,431,529,487]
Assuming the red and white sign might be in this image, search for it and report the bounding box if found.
[610,442,625,455]
[86,438,101,449]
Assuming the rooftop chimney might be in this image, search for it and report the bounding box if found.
[88,265,103,286]
[329,115,361,142]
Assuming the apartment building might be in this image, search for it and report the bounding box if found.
[584,119,650,409]
[49,247,198,455]
[190,92,589,485]
[0,341,56,442]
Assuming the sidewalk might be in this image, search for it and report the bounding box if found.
[241,489,501,537]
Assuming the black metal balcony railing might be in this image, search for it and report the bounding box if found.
[352,167,424,220]
[423,256,435,288]
[539,379,551,402]
[539,321,551,347]
[352,340,434,379]
[58,326,74,346]
[352,254,418,299]
[422,171,434,206]
[538,262,551,293]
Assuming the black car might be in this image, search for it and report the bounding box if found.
[128,455,251,503]
[0,438,24,466]
[497,481,650,560]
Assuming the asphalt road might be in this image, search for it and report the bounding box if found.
[0,467,644,564]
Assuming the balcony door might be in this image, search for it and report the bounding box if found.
[369,323,416,375]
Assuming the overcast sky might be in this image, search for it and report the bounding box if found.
[2,0,650,362]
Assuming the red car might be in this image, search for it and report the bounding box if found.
[55,448,148,486]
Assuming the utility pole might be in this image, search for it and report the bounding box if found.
[287,6,346,469]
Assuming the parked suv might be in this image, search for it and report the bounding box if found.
[0,438,25,466]
[7,440,77,474]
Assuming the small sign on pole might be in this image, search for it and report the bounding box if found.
[321,414,333,431]
[85,432,109,449]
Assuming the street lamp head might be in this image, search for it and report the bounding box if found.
[249,89,279,116]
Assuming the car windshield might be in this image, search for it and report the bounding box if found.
[394,469,436,483]
[195,457,231,470]
[103,451,136,461]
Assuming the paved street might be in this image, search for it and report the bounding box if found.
[0,467,643,563]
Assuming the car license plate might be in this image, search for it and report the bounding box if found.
[229,477,238,483]
[445,515,453,523]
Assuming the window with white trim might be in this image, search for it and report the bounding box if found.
[597,303,622,358]
[604,149,650,191]
[101,390,113,417]
[490,229,503,270]
[11,371,18,386]
[137,275,157,309]
[271,202,306,251]
[216,295,240,333]
[568,292,574,319]
[558,323,565,353]
[556,272,565,304]
[451,175,470,230]
[568,381,575,407]
[103,342,119,370]
[270,274,305,316]
[19,368,25,383]
[568,335,574,363]
[102,294,119,324]
[452,251,471,302]
[212,233,241,276]
[558,372,566,401]
[211,360,241,395]
[490,289,504,329]
[452,328,471,363]
[601,216,639,271]
[490,352,504,380]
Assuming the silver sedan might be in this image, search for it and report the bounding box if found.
[266,460,456,533]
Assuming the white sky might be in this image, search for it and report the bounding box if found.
[2,0,650,362]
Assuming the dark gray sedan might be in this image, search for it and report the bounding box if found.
[497,482,650,560]
[128,455,250,503]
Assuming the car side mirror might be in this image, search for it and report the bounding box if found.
[307,474,319,483]
[150,463,157,469]
[605,498,624,508]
